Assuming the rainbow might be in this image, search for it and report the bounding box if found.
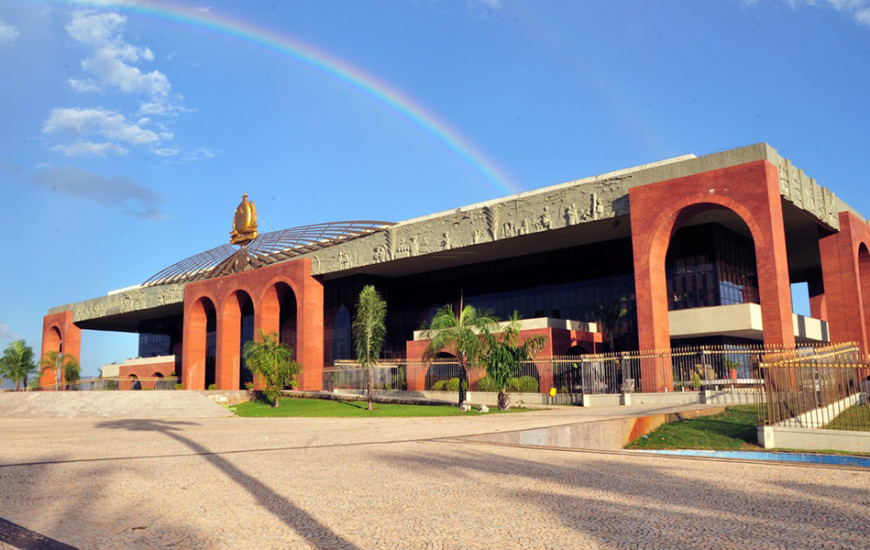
[58,0,522,195]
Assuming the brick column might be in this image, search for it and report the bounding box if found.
[182,295,212,390]
[819,212,870,352]
[296,270,324,391]
[216,296,242,390]
[39,311,81,390]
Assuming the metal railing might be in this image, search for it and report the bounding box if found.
[757,343,870,431]
[323,360,407,392]
[28,376,180,391]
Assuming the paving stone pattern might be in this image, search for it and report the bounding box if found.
[0,410,868,549]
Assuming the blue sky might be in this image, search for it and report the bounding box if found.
[2,0,870,378]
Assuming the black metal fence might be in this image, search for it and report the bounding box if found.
[758,343,870,430]
[323,360,408,392]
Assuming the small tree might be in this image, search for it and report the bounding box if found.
[483,312,546,410]
[40,351,80,391]
[352,285,387,411]
[0,340,37,391]
[424,303,498,406]
[243,330,300,407]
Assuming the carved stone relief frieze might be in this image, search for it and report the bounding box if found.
[777,156,839,230]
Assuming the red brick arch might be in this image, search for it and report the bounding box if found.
[216,289,255,390]
[182,295,217,390]
[181,258,324,391]
[630,160,795,390]
[818,212,870,353]
[39,311,81,390]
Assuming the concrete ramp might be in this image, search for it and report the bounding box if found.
[0,391,233,419]
[460,406,724,451]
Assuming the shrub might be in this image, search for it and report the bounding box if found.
[208,383,217,390]
[477,376,501,393]
[508,376,539,393]
[444,377,460,392]
[432,380,447,391]
[175,383,184,390]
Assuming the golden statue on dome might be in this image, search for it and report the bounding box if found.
[230,193,258,246]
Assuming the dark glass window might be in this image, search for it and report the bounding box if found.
[138,316,182,358]
[239,299,254,387]
[666,223,758,311]
[324,237,639,356]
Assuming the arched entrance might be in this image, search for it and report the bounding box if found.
[182,296,217,390]
[41,326,63,389]
[629,162,795,391]
[218,289,255,390]
[858,244,870,348]
[130,375,141,390]
[665,210,759,313]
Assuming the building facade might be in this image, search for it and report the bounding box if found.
[39,144,870,392]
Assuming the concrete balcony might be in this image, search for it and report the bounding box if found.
[668,303,829,343]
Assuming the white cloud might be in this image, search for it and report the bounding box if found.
[784,0,870,27]
[0,17,18,44]
[68,78,104,93]
[52,141,128,157]
[0,323,17,341]
[65,11,178,113]
[44,107,161,146]
[27,166,167,220]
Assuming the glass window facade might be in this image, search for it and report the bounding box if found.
[138,317,182,358]
[325,237,640,356]
[324,222,761,359]
[666,223,759,311]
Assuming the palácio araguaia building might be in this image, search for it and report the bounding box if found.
[38,144,870,392]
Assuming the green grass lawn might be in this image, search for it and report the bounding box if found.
[625,405,761,451]
[232,396,526,417]
[824,403,870,432]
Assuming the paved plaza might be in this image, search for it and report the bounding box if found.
[1,407,868,549]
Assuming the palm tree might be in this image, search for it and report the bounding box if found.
[482,312,546,410]
[352,285,387,411]
[40,351,80,391]
[424,303,498,406]
[0,340,37,391]
[243,330,300,407]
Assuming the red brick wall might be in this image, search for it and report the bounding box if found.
[819,211,870,352]
[630,160,795,391]
[182,258,324,391]
[405,326,601,392]
[39,311,81,390]
[119,360,175,390]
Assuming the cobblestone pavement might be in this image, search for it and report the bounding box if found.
[0,409,868,549]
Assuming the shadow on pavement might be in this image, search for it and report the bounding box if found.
[96,418,362,550]
[0,517,80,550]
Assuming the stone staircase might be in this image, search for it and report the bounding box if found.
[0,391,234,419]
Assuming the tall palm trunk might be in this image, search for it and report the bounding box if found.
[459,363,467,405]
[367,365,373,411]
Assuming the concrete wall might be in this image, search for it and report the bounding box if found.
[758,426,870,453]
[464,407,725,451]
